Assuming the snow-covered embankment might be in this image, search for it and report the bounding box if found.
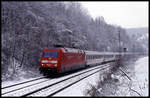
[131,56,148,96]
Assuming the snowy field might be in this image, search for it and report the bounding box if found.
[54,56,149,96]
[54,72,100,96]
[131,56,149,96]
[1,76,42,88]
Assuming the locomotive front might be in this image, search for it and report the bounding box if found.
[40,48,62,74]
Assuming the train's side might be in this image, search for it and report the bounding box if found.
[85,51,120,66]
[40,47,121,75]
[60,48,86,73]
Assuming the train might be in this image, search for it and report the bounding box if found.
[39,47,121,75]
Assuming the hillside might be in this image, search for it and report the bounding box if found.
[2,2,147,81]
[125,27,148,53]
[126,27,148,34]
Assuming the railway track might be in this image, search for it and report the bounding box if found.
[2,76,46,89]
[2,76,48,95]
[2,64,112,97]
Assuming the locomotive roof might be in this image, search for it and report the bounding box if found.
[63,48,121,55]
[63,47,83,53]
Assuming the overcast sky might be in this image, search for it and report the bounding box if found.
[80,1,148,28]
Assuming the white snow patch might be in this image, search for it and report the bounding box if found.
[116,56,149,96]
[131,56,149,96]
[54,56,149,96]
[54,72,100,96]
[1,76,41,88]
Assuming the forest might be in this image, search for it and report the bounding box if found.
[1,2,146,80]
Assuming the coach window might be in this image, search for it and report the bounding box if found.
[107,55,110,58]
[110,55,112,58]
[99,55,101,58]
[104,55,106,58]
[107,55,109,58]
[109,55,111,59]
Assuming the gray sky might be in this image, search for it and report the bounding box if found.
[80,1,148,28]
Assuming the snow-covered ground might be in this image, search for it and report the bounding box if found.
[131,56,148,96]
[1,74,41,88]
[54,72,100,96]
[1,64,110,96]
[1,58,41,88]
[112,56,149,96]
[54,56,149,96]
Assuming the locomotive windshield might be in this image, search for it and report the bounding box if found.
[44,52,58,58]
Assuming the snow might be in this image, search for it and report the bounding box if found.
[115,56,149,96]
[131,56,149,96]
[1,58,40,88]
[1,76,42,88]
[2,64,108,96]
[2,78,49,94]
[54,56,149,96]
[54,72,100,96]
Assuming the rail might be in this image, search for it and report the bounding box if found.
[2,63,112,97]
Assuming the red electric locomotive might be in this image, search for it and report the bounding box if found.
[40,48,86,74]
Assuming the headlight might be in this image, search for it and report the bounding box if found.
[50,61,57,63]
[41,60,57,63]
[42,60,48,63]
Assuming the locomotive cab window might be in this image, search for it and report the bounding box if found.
[44,52,58,58]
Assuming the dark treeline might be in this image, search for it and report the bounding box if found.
[1,2,145,79]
